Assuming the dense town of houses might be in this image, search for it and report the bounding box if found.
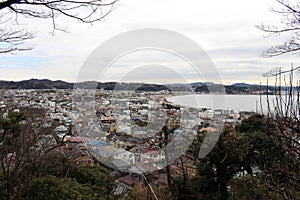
[0,89,255,196]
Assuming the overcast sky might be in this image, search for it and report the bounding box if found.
[0,0,299,84]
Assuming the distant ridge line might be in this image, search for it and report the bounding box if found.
[0,79,275,93]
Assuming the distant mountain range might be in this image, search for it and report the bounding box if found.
[0,79,275,94]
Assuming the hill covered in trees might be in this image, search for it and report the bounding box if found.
[0,79,276,94]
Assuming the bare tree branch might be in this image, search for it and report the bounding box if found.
[0,27,34,53]
[0,0,118,54]
[263,65,300,77]
[258,0,300,57]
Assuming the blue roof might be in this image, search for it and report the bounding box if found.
[90,140,107,147]
[174,129,183,133]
